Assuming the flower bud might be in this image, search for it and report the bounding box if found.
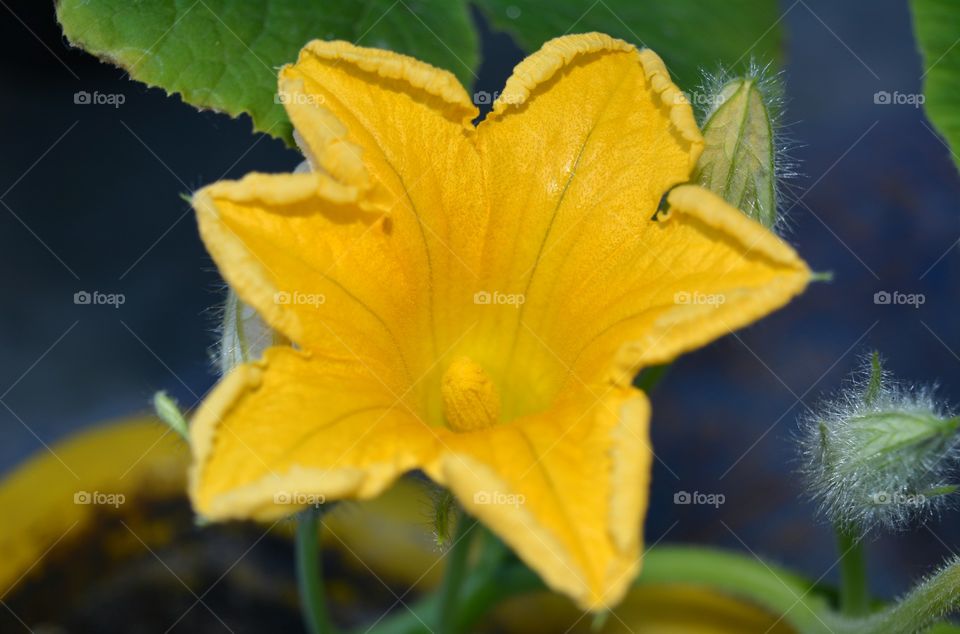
[432,488,457,550]
[800,352,959,534]
[692,65,785,230]
[218,289,286,375]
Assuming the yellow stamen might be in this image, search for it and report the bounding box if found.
[441,356,501,432]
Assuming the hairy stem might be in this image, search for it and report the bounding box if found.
[436,513,478,633]
[836,526,869,616]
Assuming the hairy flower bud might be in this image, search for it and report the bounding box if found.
[432,488,457,549]
[800,352,959,534]
[218,289,286,375]
[693,64,788,230]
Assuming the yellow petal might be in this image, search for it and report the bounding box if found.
[279,40,486,363]
[190,346,440,521]
[425,385,651,610]
[193,171,421,394]
[576,184,811,387]
[466,33,704,413]
[476,32,703,288]
[469,34,809,400]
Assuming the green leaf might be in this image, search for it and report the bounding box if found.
[152,391,188,440]
[473,0,783,90]
[912,0,960,169]
[56,0,479,144]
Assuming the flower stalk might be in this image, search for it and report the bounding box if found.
[436,512,479,634]
[835,526,869,616]
[296,509,337,634]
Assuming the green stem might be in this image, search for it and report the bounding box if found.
[836,526,869,617]
[454,564,545,630]
[367,526,515,634]
[296,510,337,634]
[366,564,544,634]
[850,556,960,634]
[367,597,437,634]
[436,512,478,634]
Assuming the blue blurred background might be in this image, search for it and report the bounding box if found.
[1,0,958,602]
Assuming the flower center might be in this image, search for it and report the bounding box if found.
[441,356,501,432]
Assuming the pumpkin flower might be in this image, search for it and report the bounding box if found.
[189,33,810,610]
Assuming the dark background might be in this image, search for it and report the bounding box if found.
[2,0,958,603]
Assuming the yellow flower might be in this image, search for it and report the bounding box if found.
[188,33,810,610]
